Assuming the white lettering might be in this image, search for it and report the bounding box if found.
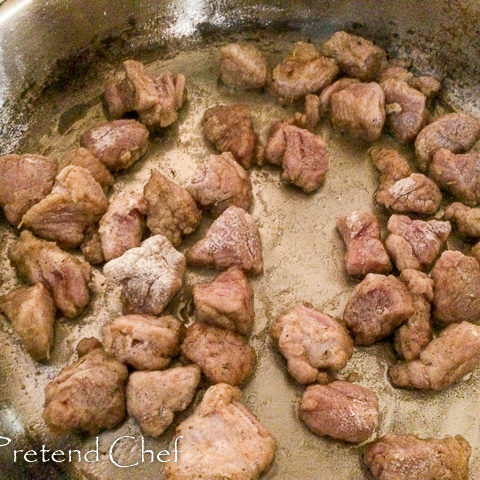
[109,436,139,468]
[174,436,183,463]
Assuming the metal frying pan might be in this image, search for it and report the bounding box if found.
[1,1,480,478]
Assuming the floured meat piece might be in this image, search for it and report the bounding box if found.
[414,113,480,171]
[99,191,147,261]
[188,152,252,217]
[429,148,480,206]
[336,211,392,276]
[219,43,268,89]
[318,78,360,116]
[80,119,149,171]
[445,202,480,237]
[330,82,385,141]
[300,381,378,443]
[127,365,201,437]
[364,433,471,480]
[58,148,114,190]
[103,235,185,315]
[193,267,254,335]
[271,303,353,384]
[290,94,322,131]
[103,314,182,370]
[321,31,387,81]
[181,322,256,386]
[394,269,434,361]
[378,65,414,83]
[385,215,451,271]
[202,104,260,169]
[0,154,56,227]
[21,166,108,248]
[80,226,104,265]
[164,383,275,480]
[144,170,201,247]
[43,339,127,434]
[270,42,339,103]
[264,122,328,193]
[370,147,411,186]
[389,321,480,390]
[344,274,414,345]
[431,250,480,326]
[187,206,263,275]
[0,283,55,362]
[9,231,91,318]
[409,75,442,99]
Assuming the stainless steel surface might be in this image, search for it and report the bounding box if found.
[1,1,480,479]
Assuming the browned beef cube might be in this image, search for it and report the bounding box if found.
[318,78,360,116]
[445,202,480,237]
[370,146,412,186]
[80,226,104,265]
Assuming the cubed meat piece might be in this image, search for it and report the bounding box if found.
[344,274,414,345]
[193,267,254,335]
[181,322,256,386]
[80,119,149,171]
[99,191,147,261]
[431,250,480,326]
[378,65,414,83]
[21,166,108,248]
[394,269,433,360]
[336,211,392,276]
[187,206,263,275]
[103,314,182,370]
[219,43,268,89]
[415,113,480,171]
[103,235,185,315]
[318,78,360,116]
[144,170,201,247]
[300,94,321,131]
[271,42,339,103]
[364,433,471,480]
[0,154,56,227]
[187,152,252,217]
[330,82,385,141]
[429,148,480,206]
[385,215,451,271]
[300,381,378,443]
[409,75,442,99]
[390,321,480,390]
[9,231,91,318]
[127,365,201,437]
[58,148,114,190]
[370,146,411,187]
[321,31,387,81]
[43,340,127,434]
[164,383,275,480]
[264,122,328,193]
[80,226,104,265]
[0,283,55,362]
[271,303,353,384]
[202,104,260,169]
[445,202,480,237]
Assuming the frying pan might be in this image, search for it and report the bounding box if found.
[1,1,480,479]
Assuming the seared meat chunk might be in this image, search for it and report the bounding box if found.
[385,215,451,271]
[445,202,480,237]
[103,314,182,370]
[371,146,412,186]
[336,211,392,276]
[298,94,321,131]
[202,104,260,169]
[187,206,263,275]
[144,170,201,247]
[181,322,256,386]
[322,31,387,81]
[271,303,353,384]
[390,321,480,390]
[378,65,414,83]
[344,274,414,345]
[127,365,201,437]
[9,231,91,318]
[99,191,147,261]
[300,381,378,443]
[414,113,480,171]
[318,78,360,116]
[0,283,55,362]
[22,166,108,248]
[431,250,480,326]
[43,340,127,434]
[193,267,254,335]
[364,433,471,480]
[80,119,149,171]
[80,226,104,265]
[330,82,385,141]
[0,154,56,227]
[164,383,275,480]
[219,43,268,89]
[409,75,442,99]
[188,152,252,217]
[103,235,185,315]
